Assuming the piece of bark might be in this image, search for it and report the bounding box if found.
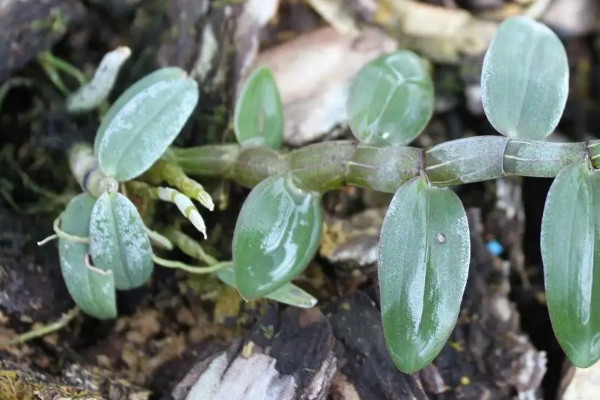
[0,211,73,324]
[156,0,210,72]
[558,359,600,400]
[327,293,429,400]
[320,208,383,277]
[0,0,86,83]
[371,1,498,63]
[172,307,337,400]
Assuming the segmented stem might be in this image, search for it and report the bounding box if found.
[167,137,600,193]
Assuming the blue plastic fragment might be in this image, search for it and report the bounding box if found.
[486,240,503,256]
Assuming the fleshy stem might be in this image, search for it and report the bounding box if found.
[163,137,600,193]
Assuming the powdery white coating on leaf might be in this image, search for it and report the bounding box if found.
[58,193,116,319]
[94,67,186,153]
[481,16,568,140]
[97,77,199,181]
[89,192,153,290]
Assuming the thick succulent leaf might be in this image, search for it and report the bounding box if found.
[217,265,317,308]
[541,162,600,367]
[94,67,184,152]
[379,176,470,373]
[347,50,434,146]
[234,67,284,149]
[89,192,153,290]
[96,67,199,181]
[481,16,568,140]
[58,193,116,319]
[233,175,323,300]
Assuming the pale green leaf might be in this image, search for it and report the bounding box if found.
[217,265,318,308]
[89,192,153,290]
[481,16,568,140]
[541,161,600,367]
[94,67,184,153]
[234,67,284,149]
[233,175,323,300]
[96,67,199,181]
[347,51,434,146]
[58,193,116,319]
[379,176,470,373]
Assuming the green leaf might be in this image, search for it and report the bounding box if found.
[347,50,434,146]
[234,67,284,149]
[233,175,323,300]
[94,67,184,153]
[96,67,199,181]
[217,265,317,308]
[481,16,568,140]
[89,192,153,290]
[541,161,600,367]
[379,176,470,373]
[58,193,116,319]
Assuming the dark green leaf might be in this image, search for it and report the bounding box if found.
[481,16,568,140]
[233,175,323,299]
[89,192,153,290]
[541,161,600,367]
[234,67,284,149]
[347,51,434,146]
[59,193,116,319]
[379,176,470,373]
[96,67,199,181]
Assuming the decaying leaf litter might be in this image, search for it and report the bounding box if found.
[1,0,600,399]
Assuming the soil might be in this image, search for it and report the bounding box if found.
[1,0,599,399]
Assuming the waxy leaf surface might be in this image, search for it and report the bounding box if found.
[481,16,568,140]
[233,175,323,299]
[234,67,284,149]
[347,50,434,146]
[96,67,199,181]
[217,265,317,308]
[94,67,183,152]
[541,162,600,367]
[379,176,470,373]
[89,192,153,290]
[59,193,116,319]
